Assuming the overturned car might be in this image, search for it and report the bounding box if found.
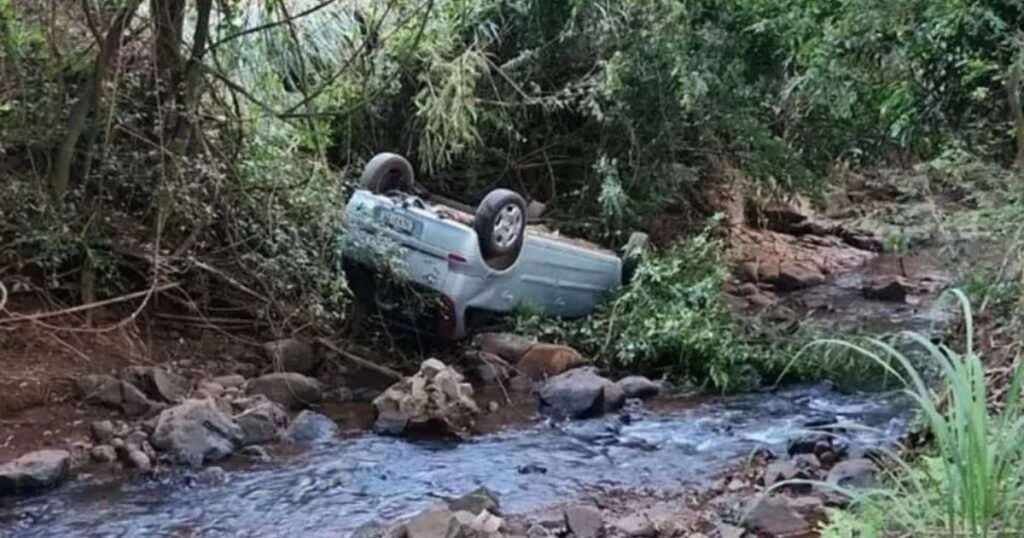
[342,153,645,340]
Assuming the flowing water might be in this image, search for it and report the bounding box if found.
[1,385,912,538]
[1,249,961,538]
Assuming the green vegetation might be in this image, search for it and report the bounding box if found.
[817,291,1024,537]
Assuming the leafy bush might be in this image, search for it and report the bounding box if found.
[510,222,787,391]
[817,291,1024,537]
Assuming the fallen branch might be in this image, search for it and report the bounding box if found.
[316,337,403,381]
[0,282,179,325]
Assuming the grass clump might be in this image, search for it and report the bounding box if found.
[817,290,1024,537]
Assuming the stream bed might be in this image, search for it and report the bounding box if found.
[1,385,912,538]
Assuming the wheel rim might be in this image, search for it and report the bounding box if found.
[492,204,523,249]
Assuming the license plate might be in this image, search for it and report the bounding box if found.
[378,210,416,235]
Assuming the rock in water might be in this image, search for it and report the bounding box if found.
[120,366,189,403]
[372,359,479,437]
[262,339,322,376]
[247,373,323,410]
[539,367,623,419]
[447,486,501,515]
[741,495,810,536]
[285,410,339,443]
[616,376,661,400]
[76,375,162,416]
[0,450,71,495]
[564,505,604,538]
[151,399,244,468]
[234,399,288,445]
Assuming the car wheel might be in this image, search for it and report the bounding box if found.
[360,153,415,193]
[474,189,527,268]
[621,231,648,285]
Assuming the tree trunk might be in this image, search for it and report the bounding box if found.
[1009,62,1024,171]
[151,0,186,83]
[172,0,212,153]
[49,0,140,198]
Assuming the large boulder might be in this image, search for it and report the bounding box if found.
[616,376,661,400]
[75,375,162,416]
[262,339,322,376]
[372,359,479,437]
[515,344,587,381]
[539,367,623,419]
[285,410,339,443]
[120,366,189,403]
[247,373,323,410]
[0,450,71,496]
[151,398,245,468]
[473,332,537,362]
[234,398,288,446]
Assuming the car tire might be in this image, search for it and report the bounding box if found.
[360,153,415,194]
[474,189,527,268]
[620,231,648,286]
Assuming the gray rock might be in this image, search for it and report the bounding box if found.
[90,444,117,464]
[120,366,189,403]
[465,350,511,384]
[212,374,246,389]
[763,460,806,488]
[447,486,500,515]
[564,505,604,538]
[827,458,877,489]
[741,495,809,536]
[90,420,117,444]
[247,373,323,410]
[616,376,661,400]
[773,263,825,291]
[263,339,321,375]
[151,398,244,468]
[373,360,478,437]
[716,522,744,538]
[612,513,656,537]
[196,381,225,399]
[127,450,152,472]
[539,367,621,419]
[0,450,71,495]
[406,506,464,538]
[285,410,339,443]
[76,375,161,416]
[235,400,287,446]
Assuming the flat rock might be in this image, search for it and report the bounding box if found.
[616,376,660,400]
[76,375,162,416]
[827,458,877,489]
[151,398,244,468]
[516,344,587,381]
[612,513,656,537]
[773,263,825,291]
[0,450,70,496]
[406,506,464,538]
[741,495,809,536]
[263,339,321,376]
[285,410,339,443]
[247,373,323,410]
[120,366,189,403]
[564,505,604,538]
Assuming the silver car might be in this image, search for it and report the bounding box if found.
[342,153,645,340]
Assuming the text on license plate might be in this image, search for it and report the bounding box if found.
[378,210,415,235]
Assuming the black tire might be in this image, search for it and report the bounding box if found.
[360,153,415,193]
[474,189,527,267]
[620,231,648,286]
